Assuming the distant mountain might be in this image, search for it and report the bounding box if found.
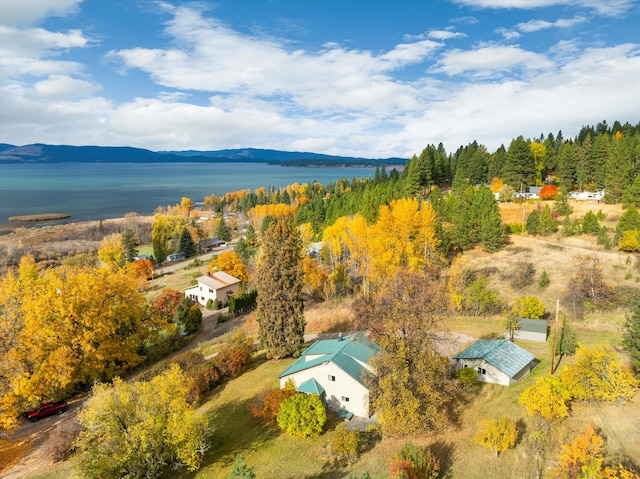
[0,144,406,166]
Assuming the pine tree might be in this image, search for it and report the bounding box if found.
[121,228,139,263]
[526,210,540,235]
[538,205,558,236]
[474,186,505,252]
[615,204,640,244]
[502,136,535,189]
[216,217,232,242]
[622,173,640,209]
[178,227,196,257]
[256,219,305,359]
[554,186,573,217]
[604,134,632,203]
[623,299,640,375]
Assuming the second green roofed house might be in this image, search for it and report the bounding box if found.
[453,340,537,386]
[278,333,380,418]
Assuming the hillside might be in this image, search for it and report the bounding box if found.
[0,144,403,166]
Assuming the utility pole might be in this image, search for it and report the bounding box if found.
[551,299,559,374]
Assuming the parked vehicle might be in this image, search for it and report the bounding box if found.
[26,401,68,421]
[167,252,186,262]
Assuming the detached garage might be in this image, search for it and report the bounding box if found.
[453,340,537,386]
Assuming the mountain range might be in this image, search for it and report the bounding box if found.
[0,144,406,167]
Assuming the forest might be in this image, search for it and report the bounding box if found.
[1,120,639,478]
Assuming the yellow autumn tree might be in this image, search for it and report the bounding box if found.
[559,345,639,404]
[490,177,504,193]
[98,233,125,269]
[519,375,572,422]
[553,425,605,479]
[474,417,518,457]
[368,198,440,291]
[530,141,546,186]
[207,250,249,285]
[0,263,161,431]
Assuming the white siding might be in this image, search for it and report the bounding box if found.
[280,362,370,417]
[455,359,511,386]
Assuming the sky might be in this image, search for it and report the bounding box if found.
[0,0,639,159]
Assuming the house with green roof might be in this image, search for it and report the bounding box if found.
[278,333,379,418]
[453,340,537,386]
[504,317,548,342]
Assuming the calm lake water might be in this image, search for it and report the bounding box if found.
[0,162,376,224]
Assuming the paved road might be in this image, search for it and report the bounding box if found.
[154,243,233,276]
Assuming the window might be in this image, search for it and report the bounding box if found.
[341,396,350,402]
[477,367,486,375]
[209,288,213,293]
[327,374,335,382]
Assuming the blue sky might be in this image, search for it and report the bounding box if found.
[1,0,638,158]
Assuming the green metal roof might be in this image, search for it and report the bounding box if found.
[278,333,380,386]
[453,340,535,378]
[297,378,325,395]
[517,318,548,334]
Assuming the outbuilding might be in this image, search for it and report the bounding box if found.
[453,340,537,386]
[506,318,548,342]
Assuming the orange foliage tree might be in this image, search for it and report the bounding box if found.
[207,250,249,285]
[539,184,559,200]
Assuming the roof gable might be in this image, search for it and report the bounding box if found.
[454,340,535,378]
[196,271,240,290]
[278,333,379,385]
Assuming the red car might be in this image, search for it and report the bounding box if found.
[26,401,68,421]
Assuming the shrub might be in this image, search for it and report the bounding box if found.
[277,393,327,438]
[538,271,550,289]
[184,305,203,332]
[213,330,253,379]
[47,423,80,462]
[331,423,360,465]
[252,382,297,425]
[387,444,440,479]
[456,366,478,386]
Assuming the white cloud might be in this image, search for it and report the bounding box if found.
[108,5,439,116]
[0,0,82,27]
[451,0,636,17]
[32,75,100,99]
[495,27,522,40]
[427,29,467,40]
[517,16,586,32]
[435,45,553,76]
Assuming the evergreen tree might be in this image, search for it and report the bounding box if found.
[216,217,232,242]
[121,228,139,263]
[555,318,577,358]
[554,186,573,217]
[475,186,505,252]
[622,173,640,209]
[591,133,611,189]
[604,135,631,203]
[184,305,203,332]
[256,219,305,359]
[538,205,558,236]
[556,142,577,190]
[581,211,600,235]
[229,455,256,479]
[178,227,197,257]
[502,136,535,189]
[526,210,540,235]
[623,299,640,375]
[615,204,640,244]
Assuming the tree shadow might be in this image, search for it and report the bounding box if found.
[300,463,351,479]
[516,418,527,447]
[430,439,455,478]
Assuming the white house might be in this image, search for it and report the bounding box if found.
[184,271,240,307]
[453,340,536,386]
[278,333,379,418]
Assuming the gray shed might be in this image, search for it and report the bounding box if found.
[506,318,548,342]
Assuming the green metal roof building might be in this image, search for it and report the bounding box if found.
[453,340,537,386]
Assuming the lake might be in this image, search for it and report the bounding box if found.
[0,162,376,224]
